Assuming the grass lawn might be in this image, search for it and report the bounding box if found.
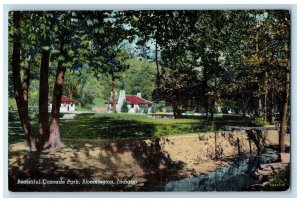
[9,111,257,144]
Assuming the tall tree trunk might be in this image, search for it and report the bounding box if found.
[172,102,180,119]
[263,72,268,121]
[279,67,290,153]
[155,38,160,89]
[11,11,35,150]
[22,62,30,115]
[268,79,275,125]
[68,88,73,99]
[258,97,262,117]
[241,93,246,117]
[79,85,84,107]
[112,76,117,113]
[38,42,50,150]
[264,94,267,120]
[255,30,262,118]
[203,65,209,117]
[22,62,36,150]
[45,38,65,150]
[210,96,215,119]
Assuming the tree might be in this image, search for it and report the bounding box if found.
[122,11,188,89]
[45,12,75,150]
[89,12,130,113]
[63,70,79,99]
[121,100,129,113]
[10,11,34,149]
[121,57,156,100]
[38,12,56,150]
[8,10,290,153]
[155,68,201,118]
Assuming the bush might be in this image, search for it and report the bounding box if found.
[8,97,17,111]
[151,105,157,113]
[92,98,107,107]
[121,100,129,113]
[143,106,148,114]
[251,117,269,127]
[156,101,165,112]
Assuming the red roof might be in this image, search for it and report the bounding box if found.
[107,95,152,105]
[125,95,152,104]
[49,96,76,103]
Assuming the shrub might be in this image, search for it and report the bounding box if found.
[92,98,107,107]
[155,101,165,112]
[121,100,129,113]
[143,106,148,114]
[251,117,269,127]
[151,105,157,113]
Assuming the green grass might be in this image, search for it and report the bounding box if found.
[8,111,258,144]
[59,113,208,140]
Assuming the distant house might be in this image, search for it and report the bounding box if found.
[48,96,76,112]
[107,90,152,113]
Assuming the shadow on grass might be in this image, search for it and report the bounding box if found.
[9,137,186,192]
[9,111,255,143]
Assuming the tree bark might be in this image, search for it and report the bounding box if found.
[11,11,35,150]
[263,72,268,121]
[22,62,36,150]
[79,85,84,107]
[210,96,215,119]
[203,65,209,117]
[241,93,246,117]
[22,62,30,112]
[155,38,160,89]
[68,88,73,99]
[268,79,275,125]
[45,37,65,150]
[112,76,117,113]
[172,102,180,119]
[38,41,50,150]
[279,67,290,153]
[258,97,262,117]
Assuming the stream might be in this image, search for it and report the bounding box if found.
[165,148,278,191]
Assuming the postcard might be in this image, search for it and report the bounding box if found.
[7,9,291,192]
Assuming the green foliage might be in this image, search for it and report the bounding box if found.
[28,79,39,114]
[151,101,165,113]
[138,105,149,114]
[8,97,17,111]
[151,104,157,113]
[8,11,290,143]
[143,106,148,114]
[92,98,107,107]
[250,117,269,127]
[121,57,156,100]
[75,105,90,112]
[121,100,129,113]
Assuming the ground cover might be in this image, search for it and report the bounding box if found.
[9,111,262,143]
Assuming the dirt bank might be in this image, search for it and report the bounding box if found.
[8,130,289,191]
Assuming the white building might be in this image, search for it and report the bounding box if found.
[107,90,152,113]
[48,96,76,112]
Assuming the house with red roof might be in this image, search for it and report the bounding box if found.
[48,96,76,112]
[107,90,152,113]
